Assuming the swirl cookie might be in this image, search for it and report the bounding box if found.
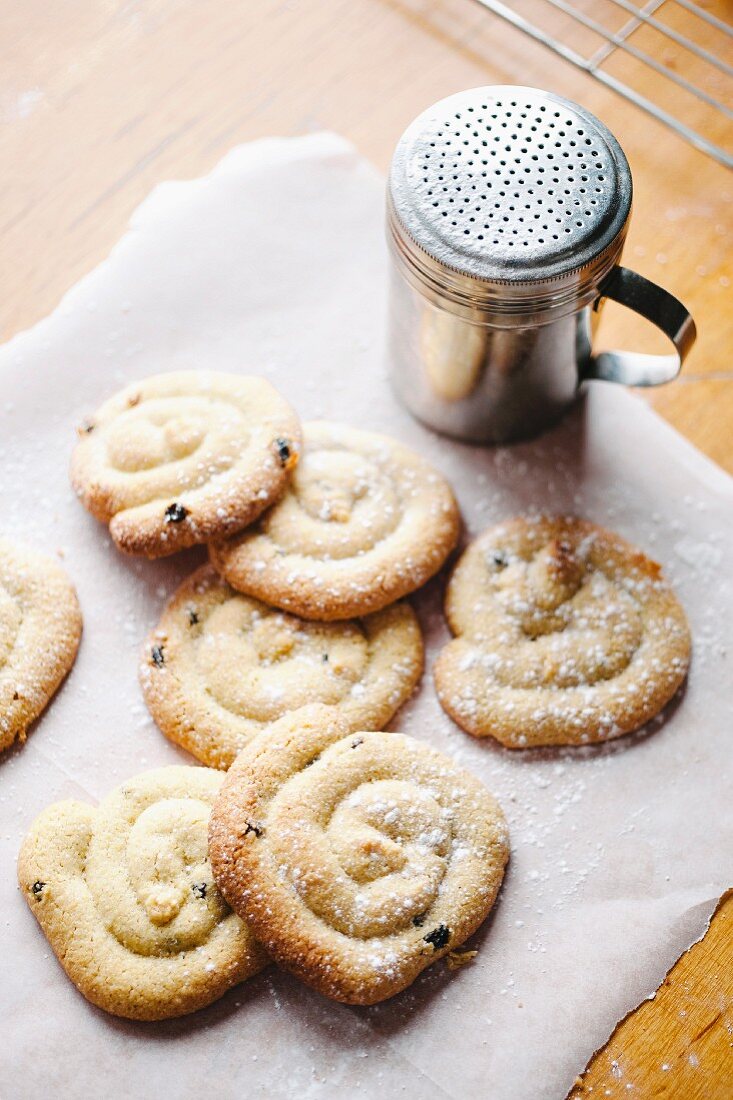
[1,539,82,753]
[209,706,509,1004]
[140,565,424,769]
[18,767,268,1020]
[434,516,691,747]
[70,371,301,557]
[209,421,460,620]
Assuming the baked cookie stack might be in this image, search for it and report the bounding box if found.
[19,370,513,1017]
[68,370,462,766]
[123,398,462,767]
[18,702,509,1015]
[14,369,691,1022]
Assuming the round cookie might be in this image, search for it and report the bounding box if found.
[1,539,82,753]
[70,371,301,557]
[434,516,691,747]
[141,565,424,769]
[209,705,509,1005]
[18,766,268,1020]
[209,420,460,620]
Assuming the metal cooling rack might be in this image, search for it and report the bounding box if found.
[471,0,733,169]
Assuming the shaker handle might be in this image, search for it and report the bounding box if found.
[586,266,696,386]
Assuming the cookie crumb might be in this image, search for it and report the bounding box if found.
[446,949,477,971]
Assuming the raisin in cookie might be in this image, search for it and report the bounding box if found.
[1,538,82,753]
[209,705,508,1005]
[70,371,301,557]
[209,421,460,621]
[140,564,423,769]
[18,766,268,1020]
[434,516,691,747]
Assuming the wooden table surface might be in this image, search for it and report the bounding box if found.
[2,1,731,1095]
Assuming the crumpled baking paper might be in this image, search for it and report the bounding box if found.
[1,132,730,1099]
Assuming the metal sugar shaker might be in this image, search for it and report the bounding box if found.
[386,86,696,444]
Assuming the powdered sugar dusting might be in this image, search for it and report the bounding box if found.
[0,134,730,1100]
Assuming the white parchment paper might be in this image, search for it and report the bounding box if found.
[1,133,731,1100]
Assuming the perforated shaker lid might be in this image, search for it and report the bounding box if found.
[388,86,632,288]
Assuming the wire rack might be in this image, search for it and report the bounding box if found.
[471,0,733,169]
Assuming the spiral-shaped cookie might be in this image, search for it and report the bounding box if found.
[0,538,82,753]
[140,565,424,769]
[70,371,301,557]
[18,767,267,1020]
[434,516,691,747]
[209,706,509,1004]
[209,421,460,620]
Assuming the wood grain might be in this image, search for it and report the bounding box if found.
[1,1,731,1093]
[569,893,733,1098]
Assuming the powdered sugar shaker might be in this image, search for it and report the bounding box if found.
[387,86,696,443]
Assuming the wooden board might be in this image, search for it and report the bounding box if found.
[569,893,733,1098]
[1,2,731,1094]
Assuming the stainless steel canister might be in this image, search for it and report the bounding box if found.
[387,86,696,443]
